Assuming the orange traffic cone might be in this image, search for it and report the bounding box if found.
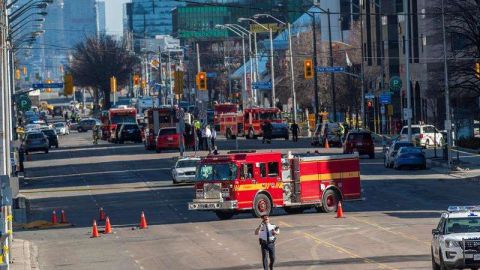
[60,210,67,223]
[139,211,148,229]
[324,138,330,149]
[336,201,345,218]
[99,207,106,221]
[104,217,112,234]
[51,210,57,224]
[91,220,100,238]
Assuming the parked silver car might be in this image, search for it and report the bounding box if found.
[171,157,200,184]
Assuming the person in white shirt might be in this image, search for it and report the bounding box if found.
[205,125,212,152]
[211,128,217,149]
[255,215,279,270]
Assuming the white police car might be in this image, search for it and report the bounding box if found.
[431,206,480,270]
[171,157,200,184]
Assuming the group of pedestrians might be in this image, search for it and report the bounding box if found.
[191,121,216,153]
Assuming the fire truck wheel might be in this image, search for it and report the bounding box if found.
[253,194,272,217]
[215,211,234,220]
[318,189,339,213]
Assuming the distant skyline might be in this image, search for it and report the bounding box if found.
[105,0,130,36]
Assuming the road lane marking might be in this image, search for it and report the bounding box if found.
[280,221,399,270]
[350,216,430,246]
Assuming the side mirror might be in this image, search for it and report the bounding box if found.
[432,229,440,235]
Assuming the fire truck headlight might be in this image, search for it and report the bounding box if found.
[221,188,230,198]
[196,189,203,199]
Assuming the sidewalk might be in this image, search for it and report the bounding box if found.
[10,239,37,270]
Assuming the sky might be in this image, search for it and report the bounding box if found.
[105,0,130,37]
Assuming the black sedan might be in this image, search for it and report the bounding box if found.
[116,123,142,143]
[41,128,59,148]
[270,123,289,140]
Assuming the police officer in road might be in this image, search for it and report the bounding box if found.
[255,215,279,270]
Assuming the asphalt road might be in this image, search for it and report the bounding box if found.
[16,131,480,270]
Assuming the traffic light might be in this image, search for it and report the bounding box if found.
[110,76,117,93]
[15,69,21,80]
[22,66,27,75]
[46,79,53,93]
[304,59,313,79]
[64,74,74,96]
[174,71,184,95]
[133,74,140,86]
[367,100,373,108]
[196,72,207,90]
[476,62,480,79]
[141,79,147,90]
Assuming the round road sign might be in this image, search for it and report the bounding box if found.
[389,76,402,92]
[17,95,32,112]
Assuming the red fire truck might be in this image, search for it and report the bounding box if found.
[144,107,178,150]
[219,107,282,139]
[214,103,238,131]
[101,107,137,141]
[188,151,361,219]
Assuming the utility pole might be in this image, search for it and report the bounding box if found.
[404,0,412,142]
[441,0,452,167]
[327,9,337,122]
[287,22,297,123]
[312,13,320,126]
[269,27,275,108]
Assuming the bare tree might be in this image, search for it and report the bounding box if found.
[67,35,139,110]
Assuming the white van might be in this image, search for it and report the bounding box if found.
[399,124,443,147]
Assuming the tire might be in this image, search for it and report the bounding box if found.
[284,207,304,214]
[155,148,161,153]
[215,211,234,220]
[369,153,375,159]
[439,250,450,270]
[431,249,440,270]
[421,163,427,170]
[426,139,430,148]
[44,148,49,154]
[55,144,59,149]
[119,140,124,144]
[319,189,339,213]
[253,193,272,218]
[285,136,289,141]
[25,151,28,155]
[77,127,83,132]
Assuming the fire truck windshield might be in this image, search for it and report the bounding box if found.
[260,112,280,120]
[196,163,238,181]
[111,115,136,124]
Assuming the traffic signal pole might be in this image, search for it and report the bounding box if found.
[404,0,412,142]
[312,13,320,126]
[441,0,452,167]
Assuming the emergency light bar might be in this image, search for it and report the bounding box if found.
[448,206,480,212]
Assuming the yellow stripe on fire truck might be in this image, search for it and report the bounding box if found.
[233,182,284,192]
[300,171,360,182]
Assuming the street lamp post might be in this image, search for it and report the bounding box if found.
[253,14,297,123]
[441,0,452,167]
[216,24,248,109]
[226,24,255,107]
[239,18,275,108]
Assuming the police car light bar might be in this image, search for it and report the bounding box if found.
[448,206,480,212]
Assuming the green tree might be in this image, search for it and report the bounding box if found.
[67,35,139,110]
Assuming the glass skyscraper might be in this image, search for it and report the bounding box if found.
[131,0,185,39]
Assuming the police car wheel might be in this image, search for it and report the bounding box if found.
[253,194,272,217]
[439,251,450,270]
[431,249,440,270]
[215,211,234,220]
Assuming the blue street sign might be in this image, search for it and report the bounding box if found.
[32,83,64,89]
[252,82,272,90]
[315,66,345,73]
[364,93,375,99]
[380,93,391,104]
[206,72,217,78]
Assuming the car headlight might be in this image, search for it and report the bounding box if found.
[445,240,460,248]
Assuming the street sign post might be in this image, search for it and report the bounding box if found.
[252,82,272,90]
[389,76,402,92]
[364,93,375,99]
[315,66,345,73]
[32,83,64,89]
[379,93,391,104]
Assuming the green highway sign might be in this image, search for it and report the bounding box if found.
[17,94,32,112]
[389,76,402,92]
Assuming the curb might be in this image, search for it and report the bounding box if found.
[455,146,480,155]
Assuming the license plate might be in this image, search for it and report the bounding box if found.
[474,254,480,260]
[356,143,363,146]
[167,137,173,141]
